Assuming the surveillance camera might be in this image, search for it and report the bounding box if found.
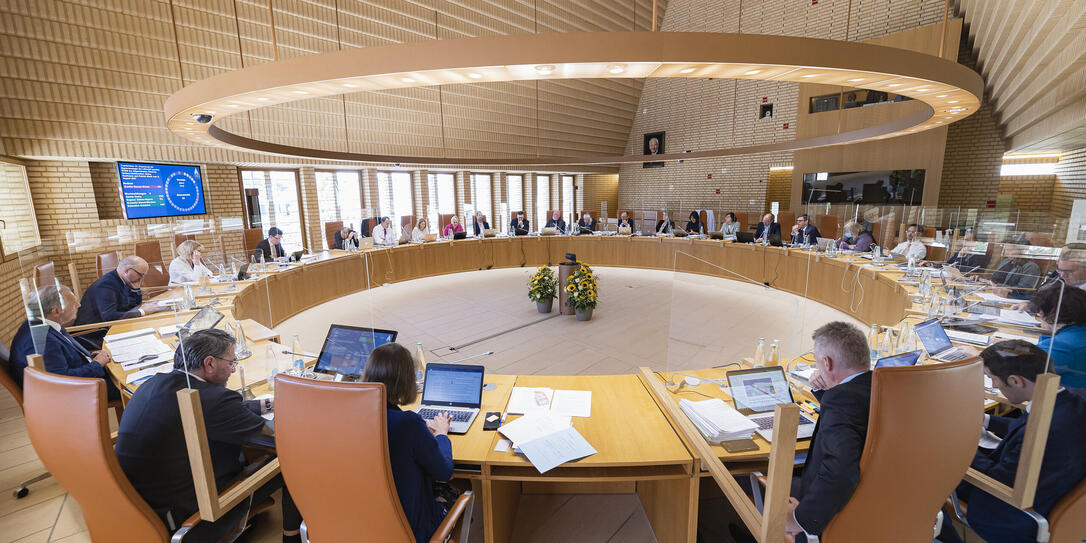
[192,113,213,124]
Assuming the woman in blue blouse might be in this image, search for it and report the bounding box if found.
[363,343,454,543]
[1031,287,1086,388]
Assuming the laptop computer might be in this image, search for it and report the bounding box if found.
[236,263,250,280]
[312,325,398,378]
[177,305,225,341]
[424,233,438,242]
[735,232,755,243]
[914,318,970,362]
[725,367,816,442]
[815,237,835,251]
[874,350,921,368]
[768,234,784,247]
[290,250,305,262]
[416,363,485,434]
[452,231,467,240]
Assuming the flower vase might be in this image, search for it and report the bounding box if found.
[575,308,593,321]
[536,299,554,313]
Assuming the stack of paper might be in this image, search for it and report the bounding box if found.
[976,292,1021,304]
[497,413,597,473]
[505,387,592,417]
[997,309,1042,327]
[107,335,174,365]
[679,398,758,443]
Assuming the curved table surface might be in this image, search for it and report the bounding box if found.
[102,236,1026,543]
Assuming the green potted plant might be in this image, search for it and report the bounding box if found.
[565,263,599,321]
[528,266,557,313]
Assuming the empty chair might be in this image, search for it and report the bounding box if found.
[134,240,170,287]
[273,375,474,543]
[33,262,56,289]
[96,251,121,278]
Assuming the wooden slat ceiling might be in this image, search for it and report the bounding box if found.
[0,0,664,166]
[958,0,1086,152]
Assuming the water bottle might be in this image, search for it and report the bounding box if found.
[869,324,880,360]
[753,338,766,367]
[183,284,195,309]
[768,340,781,366]
[880,328,896,357]
[415,342,426,392]
[291,334,305,375]
[907,254,916,276]
[265,344,280,390]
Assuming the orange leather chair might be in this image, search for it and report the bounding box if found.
[33,262,56,289]
[243,227,265,256]
[173,233,197,252]
[400,215,416,233]
[134,240,170,287]
[778,210,796,231]
[734,211,750,232]
[1046,477,1086,543]
[96,251,121,278]
[273,376,475,543]
[819,214,840,240]
[816,358,984,541]
[0,342,53,499]
[324,221,344,250]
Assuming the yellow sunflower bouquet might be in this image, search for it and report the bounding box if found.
[565,262,599,314]
[527,266,557,304]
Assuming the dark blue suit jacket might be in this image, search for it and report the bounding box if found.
[755,222,781,239]
[74,270,143,346]
[795,371,872,535]
[964,388,1086,542]
[9,320,105,387]
[386,406,453,543]
[791,225,822,244]
[115,370,265,527]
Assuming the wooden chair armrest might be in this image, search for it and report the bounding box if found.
[429,490,474,543]
[67,323,110,333]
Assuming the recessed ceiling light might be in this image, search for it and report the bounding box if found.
[801,74,819,78]
[936,121,943,123]
[948,100,958,103]
[535,65,556,74]
[917,88,929,91]
[887,83,902,87]
[744,69,761,75]
[227,104,240,108]
[401,77,415,83]
[848,78,865,82]
[343,83,358,88]
[679,67,696,74]
[256,97,269,101]
[293,90,308,94]
[468,72,482,79]
[608,64,626,74]
[936,94,947,98]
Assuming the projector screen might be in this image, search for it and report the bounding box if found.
[117,161,206,219]
[802,169,925,205]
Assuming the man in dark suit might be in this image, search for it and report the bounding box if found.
[545,210,567,234]
[115,329,301,542]
[786,321,873,541]
[617,211,635,230]
[333,225,357,250]
[75,255,164,347]
[790,214,822,245]
[9,285,119,399]
[510,211,530,236]
[254,226,286,261]
[754,213,781,241]
[938,340,1086,543]
[472,211,490,237]
[577,212,597,233]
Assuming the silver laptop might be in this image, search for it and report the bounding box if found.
[914,318,970,362]
[816,237,835,251]
[416,363,485,434]
[725,367,816,442]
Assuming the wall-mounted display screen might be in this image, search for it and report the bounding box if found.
[117,161,206,219]
[802,169,925,205]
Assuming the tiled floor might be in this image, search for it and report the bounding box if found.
[1,267,870,542]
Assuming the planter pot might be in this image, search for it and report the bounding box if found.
[536,299,554,313]
[575,308,594,321]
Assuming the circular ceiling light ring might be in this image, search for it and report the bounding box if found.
[165,31,983,166]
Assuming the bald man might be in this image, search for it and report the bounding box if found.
[75,255,166,346]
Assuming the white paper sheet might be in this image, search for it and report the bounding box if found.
[997,309,1042,327]
[550,390,592,418]
[505,387,555,415]
[976,292,1021,304]
[497,413,571,446]
[517,426,597,473]
[991,331,1039,345]
[493,439,511,452]
[103,328,156,343]
[125,363,173,384]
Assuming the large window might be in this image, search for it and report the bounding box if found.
[535,175,550,230]
[427,173,456,230]
[507,175,524,216]
[470,173,492,221]
[562,175,575,221]
[0,160,40,259]
[315,170,362,247]
[376,171,413,221]
[241,170,304,253]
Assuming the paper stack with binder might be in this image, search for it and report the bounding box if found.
[679,398,758,443]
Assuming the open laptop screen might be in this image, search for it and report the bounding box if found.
[421,363,485,408]
[183,305,224,334]
[875,350,921,368]
[726,367,794,413]
[914,319,953,354]
[313,325,397,376]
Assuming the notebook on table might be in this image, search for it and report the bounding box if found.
[724,366,816,442]
[416,363,485,434]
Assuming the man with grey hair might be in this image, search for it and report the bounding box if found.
[74,254,165,346]
[785,321,873,541]
[8,284,117,398]
[116,329,301,542]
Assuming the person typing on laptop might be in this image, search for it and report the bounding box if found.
[785,321,873,542]
[363,343,458,543]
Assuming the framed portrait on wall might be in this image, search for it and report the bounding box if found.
[642,131,665,168]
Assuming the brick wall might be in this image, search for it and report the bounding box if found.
[581,174,619,220]
[997,176,1056,214]
[1054,148,1086,218]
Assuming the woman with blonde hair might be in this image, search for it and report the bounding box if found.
[168,240,213,285]
[835,221,874,252]
[411,218,430,242]
[442,214,464,238]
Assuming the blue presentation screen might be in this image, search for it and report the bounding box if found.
[117,161,206,219]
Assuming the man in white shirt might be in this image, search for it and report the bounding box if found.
[889,223,926,260]
[372,216,396,245]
